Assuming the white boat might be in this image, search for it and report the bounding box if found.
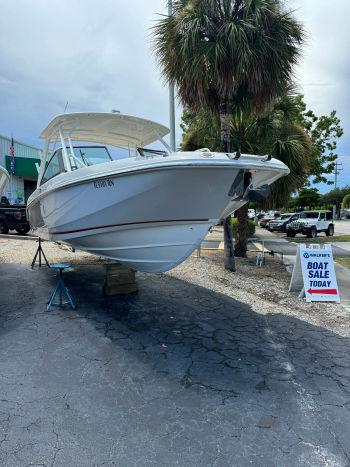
[27,112,289,273]
[0,166,10,196]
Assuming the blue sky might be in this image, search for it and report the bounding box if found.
[0,0,348,191]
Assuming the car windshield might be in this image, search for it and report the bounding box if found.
[72,146,112,166]
[281,214,292,220]
[300,212,319,219]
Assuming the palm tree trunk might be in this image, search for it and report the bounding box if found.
[234,204,249,257]
[220,99,235,271]
[224,216,236,271]
[219,111,231,153]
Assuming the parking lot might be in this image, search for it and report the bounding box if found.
[0,257,349,466]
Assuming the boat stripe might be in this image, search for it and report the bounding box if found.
[51,218,210,235]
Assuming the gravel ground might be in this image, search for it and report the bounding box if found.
[0,236,106,265]
[168,252,349,338]
[1,235,347,337]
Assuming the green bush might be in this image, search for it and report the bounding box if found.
[231,217,256,238]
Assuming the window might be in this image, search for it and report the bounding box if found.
[137,148,167,158]
[326,212,333,220]
[72,146,112,166]
[41,150,65,184]
[319,212,326,220]
[300,212,319,219]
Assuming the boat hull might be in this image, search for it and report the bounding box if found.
[28,165,248,272]
[28,150,290,273]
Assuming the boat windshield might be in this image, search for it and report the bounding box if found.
[71,146,112,166]
[137,148,168,158]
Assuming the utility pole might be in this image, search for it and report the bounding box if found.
[168,0,176,151]
[333,161,343,189]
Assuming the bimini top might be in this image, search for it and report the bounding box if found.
[39,112,170,148]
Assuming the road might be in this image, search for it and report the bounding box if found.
[335,220,350,235]
[253,227,350,258]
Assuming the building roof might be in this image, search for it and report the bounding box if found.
[39,112,170,149]
[0,134,42,152]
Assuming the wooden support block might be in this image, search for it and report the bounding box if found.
[103,262,138,296]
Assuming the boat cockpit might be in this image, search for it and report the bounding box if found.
[40,145,169,186]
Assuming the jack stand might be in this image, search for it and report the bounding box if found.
[31,237,50,269]
[47,264,76,311]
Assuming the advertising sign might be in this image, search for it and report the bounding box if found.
[289,243,340,303]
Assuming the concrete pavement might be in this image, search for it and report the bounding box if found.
[0,263,350,466]
[334,220,350,235]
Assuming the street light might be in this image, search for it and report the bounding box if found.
[168,0,176,151]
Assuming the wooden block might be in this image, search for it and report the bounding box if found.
[104,271,135,285]
[103,282,138,296]
[103,262,138,296]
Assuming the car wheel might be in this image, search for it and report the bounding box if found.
[0,220,9,234]
[15,226,31,235]
[287,230,296,238]
[308,227,317,238]
[326,225,334,236]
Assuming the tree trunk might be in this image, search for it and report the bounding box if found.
[220,99,235,271]
[234,204,249,257]
[224,216,235,271]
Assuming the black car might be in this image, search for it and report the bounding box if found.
[268,213,300,233]
[0,196,31,235]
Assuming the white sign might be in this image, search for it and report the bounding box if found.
[289,243,340,303]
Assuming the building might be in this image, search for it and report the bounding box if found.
[0,134,42,203]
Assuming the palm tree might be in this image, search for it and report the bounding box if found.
[180,94,314,254]
[153,0,305,270]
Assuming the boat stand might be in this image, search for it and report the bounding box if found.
[47,264,76,312]
[31,237,50,269]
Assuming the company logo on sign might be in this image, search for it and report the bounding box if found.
[303,252,309,258]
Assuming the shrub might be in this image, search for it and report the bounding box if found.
[231,217,256,238]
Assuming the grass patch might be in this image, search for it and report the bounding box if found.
[286,235,350,244]
[335,257,350,268]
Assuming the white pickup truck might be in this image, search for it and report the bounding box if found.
[286,210,334,238]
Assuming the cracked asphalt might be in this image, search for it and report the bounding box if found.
[0,263,349,466]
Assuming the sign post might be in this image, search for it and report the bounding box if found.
[289,243,340,303]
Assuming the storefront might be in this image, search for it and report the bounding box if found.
[0,135,42,204]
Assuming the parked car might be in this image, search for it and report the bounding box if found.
[286,210,334,238]
[259,212,281,228]
[248,208,256,220]
[268,212,300,233]
[0,196,31,235]
[256,212,265,220]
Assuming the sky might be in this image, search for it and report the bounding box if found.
[0,0,349,191]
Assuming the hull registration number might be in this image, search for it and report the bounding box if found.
[93,179,115,189]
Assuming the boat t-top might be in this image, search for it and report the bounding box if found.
[27,112,289,272]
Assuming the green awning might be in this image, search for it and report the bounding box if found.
[5,155,40,178]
